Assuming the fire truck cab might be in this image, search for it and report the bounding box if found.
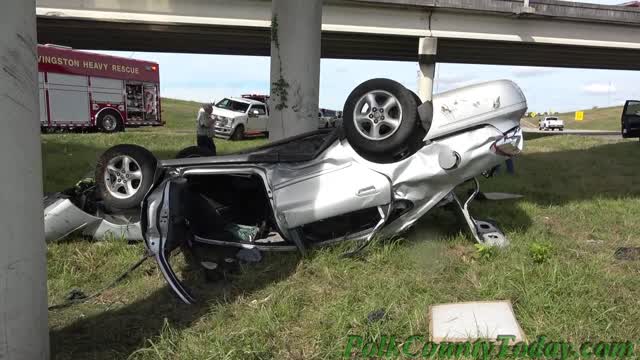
[38,44,163,132]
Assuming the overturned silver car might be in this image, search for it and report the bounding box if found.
[91,79,526,304]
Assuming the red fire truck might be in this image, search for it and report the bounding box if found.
[38,44,163,132]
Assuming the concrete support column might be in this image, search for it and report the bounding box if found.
[0,1,49,359]
[268,0,323,141]
[418,37,438,102]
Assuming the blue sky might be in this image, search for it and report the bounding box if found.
[97,0,638,114]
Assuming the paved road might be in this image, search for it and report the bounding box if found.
[522,128,620,136]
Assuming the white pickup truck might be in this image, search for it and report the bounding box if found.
[539,116,564,131]
[213,97,269,140]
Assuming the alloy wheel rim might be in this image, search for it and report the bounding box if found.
[352,90,403,141]
[104,155,143,199]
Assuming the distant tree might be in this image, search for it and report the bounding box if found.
[592,106,598,110]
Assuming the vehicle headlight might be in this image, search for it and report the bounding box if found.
[215,116,230,126]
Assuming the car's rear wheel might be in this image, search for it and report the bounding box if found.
[95,144,156,212]
[343,78,426,163]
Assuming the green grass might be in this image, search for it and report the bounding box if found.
[524,105,623,131]
[46,105,640,359]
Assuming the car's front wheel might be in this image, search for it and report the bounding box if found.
[343,78,426,163]
[231,124,245,141]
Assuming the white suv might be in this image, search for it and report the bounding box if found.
[539,116,564,131]
[213,97,269,140]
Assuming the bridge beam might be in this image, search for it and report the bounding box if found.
[418,37,438,102]
[268,0,323,141]
[0,1,49,359]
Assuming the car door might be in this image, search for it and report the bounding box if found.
[622,100,640,138]
[247,104,268,132]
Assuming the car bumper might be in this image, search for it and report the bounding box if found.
[214,126,233,139]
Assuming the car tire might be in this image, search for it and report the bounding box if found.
[343,78,426,163]
[97,111,123,133]
[95,144,157,212]
[176,146,216,159]
[231,124,245,141]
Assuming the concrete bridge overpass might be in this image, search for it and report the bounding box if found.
[36,0,640,69]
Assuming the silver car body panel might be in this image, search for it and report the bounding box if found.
[428,80,526,139]
[269,160,392,228]
[142,80,527,303]
[152,80,525,238]
[44,195,143,242]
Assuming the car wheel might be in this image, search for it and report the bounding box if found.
[95,144,156,212]
[343,78,426,163]
[176,146,216,158]
[231,124,245,141]
[98,111,123,133]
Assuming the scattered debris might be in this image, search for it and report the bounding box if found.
[65,288,88,301]
[430,301,524,342]
[200,261,218,270]
[479,192,524,201]
[249,294,272,308]
[367,308,387,323]
[236,248,263,263]
[614,247,640,261]
[469,191,524,202]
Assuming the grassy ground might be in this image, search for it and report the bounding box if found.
[46,102,640,359]
[524,105,623,131]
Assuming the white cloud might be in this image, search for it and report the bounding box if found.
[582,83,616,95]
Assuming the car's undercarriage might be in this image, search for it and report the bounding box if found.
[45,78,527,304]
